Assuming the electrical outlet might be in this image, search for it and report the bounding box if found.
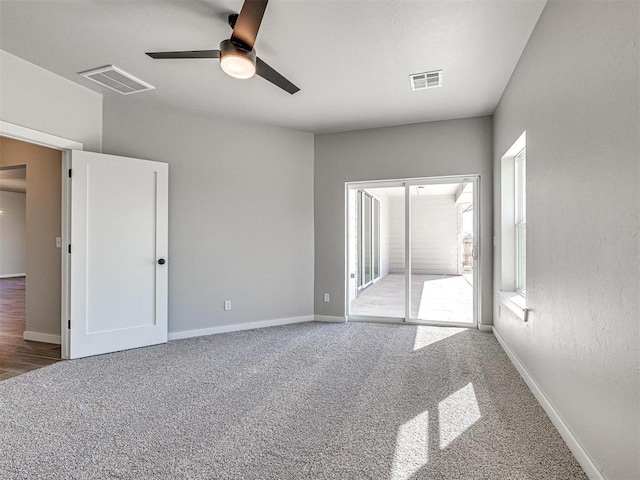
[323,293,330,303]
[56,237,62,248]
[224,300,232,311]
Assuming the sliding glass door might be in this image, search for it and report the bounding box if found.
[347,177,479,327]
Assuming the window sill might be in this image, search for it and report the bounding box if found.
[499,291,529,322]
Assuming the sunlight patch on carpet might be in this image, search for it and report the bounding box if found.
[413,326,467,351]
[438,382,481,448]
[390,410,429,480]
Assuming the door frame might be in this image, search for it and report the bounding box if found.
[356,190,382,292]
[0,120,83,359]
[345,174,481,329]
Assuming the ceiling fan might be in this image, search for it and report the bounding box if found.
[146,0,299,94]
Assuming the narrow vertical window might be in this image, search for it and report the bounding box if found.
[514,148,526,294]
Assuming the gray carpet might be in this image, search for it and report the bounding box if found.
[0,322,586,479]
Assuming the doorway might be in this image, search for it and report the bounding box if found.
[346,176,480,328]
[0,141,63,379]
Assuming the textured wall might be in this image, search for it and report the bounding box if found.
[492,1,640,478]
[315,117,493,323]
[102,97,314,335]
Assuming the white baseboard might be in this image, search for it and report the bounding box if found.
[492,327,604,480]
[23,331,61,345]
[0,273,25,279]
[478,324,492,332]
[168,315,314,341]
[314,315,347,323]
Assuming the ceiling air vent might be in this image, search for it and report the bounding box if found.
[409,70,442,91]
[79,65,154,95]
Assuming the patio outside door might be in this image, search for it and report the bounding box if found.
[347,176,479,328]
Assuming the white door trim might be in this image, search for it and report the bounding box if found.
[0,120,83,150]
[0,119,84,359]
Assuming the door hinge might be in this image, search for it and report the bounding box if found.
[68,169,72,178]
[68,320,71,330]
[68,245,71,254]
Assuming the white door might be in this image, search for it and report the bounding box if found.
[69,151,168,359]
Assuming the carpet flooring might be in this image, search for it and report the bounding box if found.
[0,322,586,479]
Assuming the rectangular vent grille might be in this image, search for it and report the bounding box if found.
[79,65,154,95]
[409,70,442,91]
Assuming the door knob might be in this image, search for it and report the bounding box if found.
[158,258,166,265]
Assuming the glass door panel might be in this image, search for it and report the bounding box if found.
[409,182,474,324]
[350,186,404,319]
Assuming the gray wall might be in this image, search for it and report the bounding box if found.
[315,116,493,323]
[0,190,26,276]
[0,137,62,337]
[0,50,102,151]
[102,97,315,335]
[492,1,639,478]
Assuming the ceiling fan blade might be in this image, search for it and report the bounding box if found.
[146,50,220,59]
[256,57,300,94]
[230,0,268,50]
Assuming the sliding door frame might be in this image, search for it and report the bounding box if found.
[345,174,481,329]
[356,190,381,292]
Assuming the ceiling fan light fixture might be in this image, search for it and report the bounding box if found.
[220,55,255,79]
[219,39,256,79]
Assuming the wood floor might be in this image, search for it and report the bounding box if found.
[0,277,61,381]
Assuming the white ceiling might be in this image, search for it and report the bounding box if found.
[0,0,546,133]
[0,166,27,193]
